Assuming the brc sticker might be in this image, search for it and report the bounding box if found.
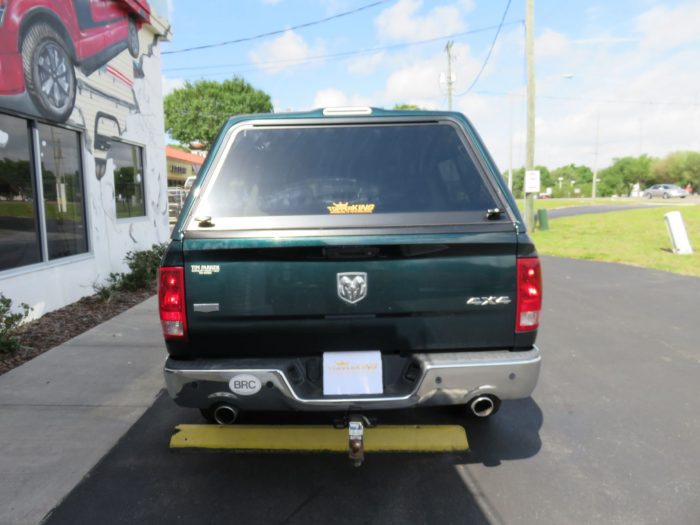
[327,202,376,214]
[229,374,262,396]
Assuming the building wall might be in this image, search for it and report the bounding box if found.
[0,2,170,318]
[166,157,200,187]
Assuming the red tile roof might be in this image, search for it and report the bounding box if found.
[166,146,205,165]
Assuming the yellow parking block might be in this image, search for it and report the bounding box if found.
[170,424,468,452]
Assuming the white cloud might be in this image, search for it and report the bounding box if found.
[637,2,700,50]
[375,0,466,42]
[571,36,638,46]
[162,75,184,95]
[536,29,570,58]
[248,30,324,73]
[347,52,386,75]
[311,88,373,109]
[260,0,283,4]
[313,88,348,108]
[382,43,481,105]
[458,0,475,12]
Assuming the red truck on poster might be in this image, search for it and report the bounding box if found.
[0,0,150,122]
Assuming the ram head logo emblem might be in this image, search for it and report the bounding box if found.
[337,272,368,304]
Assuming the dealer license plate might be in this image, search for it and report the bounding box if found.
[322,351,383,396]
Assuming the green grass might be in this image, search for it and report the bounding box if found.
[517,197,645,212]
[532,206,700,277]
[0,201,33,218]
[0,200,81,220]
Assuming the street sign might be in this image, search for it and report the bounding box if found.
[665,211,693,254]
[524,170,540,193]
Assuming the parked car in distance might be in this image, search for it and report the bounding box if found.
[159,107,542,426]
[642,184,688,199]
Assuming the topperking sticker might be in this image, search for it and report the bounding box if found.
[327,202,376,214]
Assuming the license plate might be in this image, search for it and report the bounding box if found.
[322,351,383,396]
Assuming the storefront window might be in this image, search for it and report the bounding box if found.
[110,141,145,218]
[0,113,89,272]
[37,123,88,260]
[0,114,41,271]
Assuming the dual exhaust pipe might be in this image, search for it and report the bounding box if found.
[213,404,239,425]
[468,395,497,418]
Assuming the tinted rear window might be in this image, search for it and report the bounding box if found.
[199,123,498,221]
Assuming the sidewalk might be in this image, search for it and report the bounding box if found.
[0,297,164,525]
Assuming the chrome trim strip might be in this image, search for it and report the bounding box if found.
[193,303,220,313]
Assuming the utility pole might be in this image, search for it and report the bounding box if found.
[445,41,454,110]
[592,112,600,199]
[508,95,513,191]
[524,0,536,230]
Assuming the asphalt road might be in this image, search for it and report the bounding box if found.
[44,257,700,525]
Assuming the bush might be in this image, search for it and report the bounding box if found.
[116,243,167,291]
[94,243,167,297]
[0,293,32,353]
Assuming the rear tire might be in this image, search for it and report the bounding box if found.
[663,192,669,199]
[22,23,76,122]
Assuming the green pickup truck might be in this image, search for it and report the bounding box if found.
[159,107,542,425]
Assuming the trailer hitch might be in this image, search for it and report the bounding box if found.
[335,414,375,467]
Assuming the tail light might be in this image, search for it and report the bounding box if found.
[516,257,542,332]
[158,267,187,340]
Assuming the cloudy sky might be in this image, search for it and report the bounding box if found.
[161,0,700,171]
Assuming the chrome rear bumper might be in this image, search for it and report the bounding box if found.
[164,347,541,411]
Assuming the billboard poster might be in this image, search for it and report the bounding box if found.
[0,0,154,149]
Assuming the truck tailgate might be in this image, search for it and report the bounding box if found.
[182,231,517,357]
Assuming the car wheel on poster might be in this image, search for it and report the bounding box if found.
[127,16,140,58]
[22,23,76,123]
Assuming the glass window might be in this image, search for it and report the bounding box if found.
[37,123,88,261]
[201,123,497,222]
[0,114,41,271]
[109,141,145,218]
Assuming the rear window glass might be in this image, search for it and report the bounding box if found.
[199,123,498,220]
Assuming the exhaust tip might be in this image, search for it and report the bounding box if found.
[213,404,238,425]
[469,396,496,418]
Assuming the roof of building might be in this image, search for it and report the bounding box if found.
[166,146,206,165]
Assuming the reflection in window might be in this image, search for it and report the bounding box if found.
[0,114,41,271]
[109,141,145,218]
[37,123,88,260]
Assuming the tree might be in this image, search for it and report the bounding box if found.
[164,77,272,150]
[507,165,552,198]
[551,164,593,198]
[651,151,700,189]
[598,155,653,196]
[393,104,423,110]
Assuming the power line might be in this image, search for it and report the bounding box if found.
[474,90,700,107]
[456,0,512,96]
[163,21,524,73]
[162,0,389,55]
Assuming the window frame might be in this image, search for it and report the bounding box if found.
[0,111,92,277]
[185,117,514,234]
[108,137,148,221]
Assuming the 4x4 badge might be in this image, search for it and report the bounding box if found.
[466,296,512,306]
[337,272,368,304]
